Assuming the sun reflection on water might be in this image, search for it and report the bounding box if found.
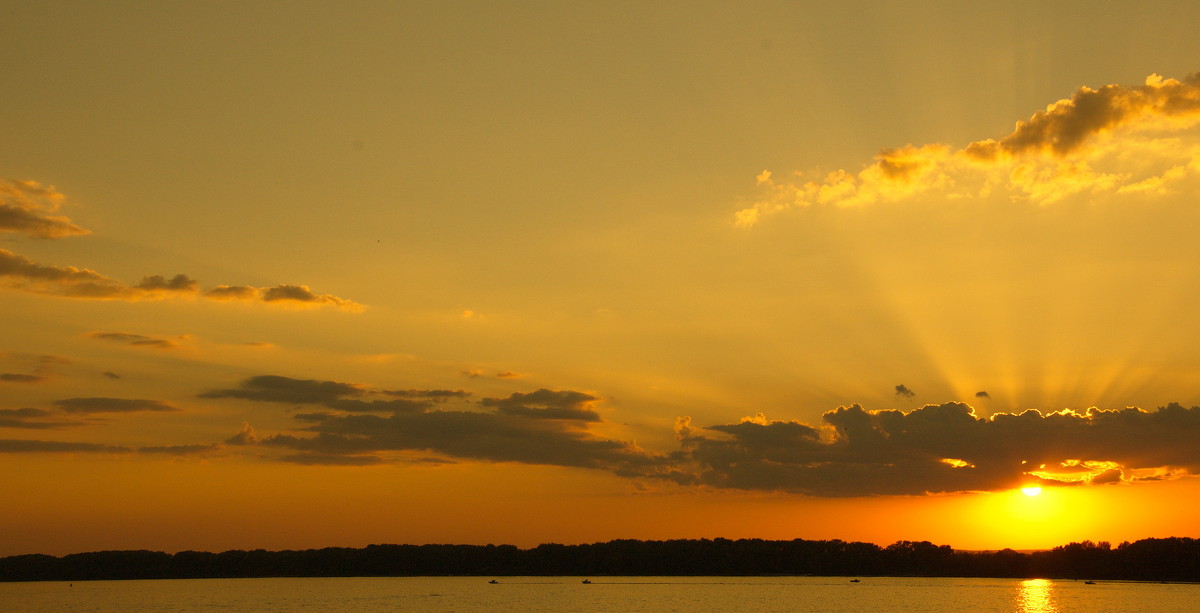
[1015,578,1057,613]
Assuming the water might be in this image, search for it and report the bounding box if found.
[1,576,1195,612]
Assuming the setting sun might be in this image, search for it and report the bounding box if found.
[1022,486,1043,497]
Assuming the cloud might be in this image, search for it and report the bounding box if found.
[480,389,602,421]
[209,375,659,471]
[0,180,89,239]
[133,274,199,294]
[53,397,178,414]
[0,373,45,383]
[205,284,364,311]
[0,180,361,310]
[672,402,1200,496]
[0,248,362,309]
[382,389,471,401]
[200,375,365,405]
[975,391,991,399]
[736,73,1200,225]
[965,73,1200,159]
[0,439,131,453]
[225,422,259,445]
[895,384,916,398]
[200,374,451,414]
[137,444,219,455]
[86,331,181,350]
[0,249,128,297]
[461,368,523,379]
[0,408,87,429]
[256,407,659,471]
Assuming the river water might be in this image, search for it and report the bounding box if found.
[1,576,1195,612]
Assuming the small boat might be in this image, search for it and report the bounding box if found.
[850,579,860,583]
[581,579,592,584]
[488,579,498,584]
[1084,580,1095,585]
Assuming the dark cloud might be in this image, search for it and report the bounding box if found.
[895,384,916,398]
[975,391,991,399]
[0,439,131,453]
[101,371,121,380]
[0,408,87,429]
[0,373,44,383]
[257,407,657,471]
[53,397,177,414]
[203,285,259,300]
[87,331,180,350]
[216,379,657,471]
[134,274,198,293]
[0,180,89,238]
[481,389,602,421]
[382,388,471,401]
[200,375,469,414]
[137,444,219,455]
[673,402,1200,497]
[200,375,364,405]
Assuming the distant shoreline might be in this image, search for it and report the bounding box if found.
[2,537,1197,583]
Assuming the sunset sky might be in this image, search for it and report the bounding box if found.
[5,1,1200,557]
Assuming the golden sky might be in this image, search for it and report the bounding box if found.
[4,1,1200,556]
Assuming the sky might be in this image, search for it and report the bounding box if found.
[4,0,1200,557]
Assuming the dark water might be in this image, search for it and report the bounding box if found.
[1,576,1195,612]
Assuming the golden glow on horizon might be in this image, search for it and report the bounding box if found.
[1022,486,1043,497]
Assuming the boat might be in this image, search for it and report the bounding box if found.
[850,579,860,583]
[1084,580,1096,585]
[489,579,498,584]
[582,579,592,584]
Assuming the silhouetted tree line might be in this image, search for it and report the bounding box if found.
[1,537,1197,582]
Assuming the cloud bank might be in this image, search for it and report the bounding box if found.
[737,73,1200,226]
[205,375,659,471]
[673,402,1200,496]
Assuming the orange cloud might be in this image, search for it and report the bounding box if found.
[737,73,1200,225]
[0,180,89,239]
[205,284,364,311]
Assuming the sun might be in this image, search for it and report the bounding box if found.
[1021,486,1042,497]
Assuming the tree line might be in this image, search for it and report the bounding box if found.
[1,537,1197,582]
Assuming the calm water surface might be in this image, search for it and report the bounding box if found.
[2,576,1195,612]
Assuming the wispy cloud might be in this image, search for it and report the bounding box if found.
[0,439,131,453]
[737,73,1200,226]
[53,397,178,414]
[0,373,45,383]
[86,331,182,350]
[0,408,88,429]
